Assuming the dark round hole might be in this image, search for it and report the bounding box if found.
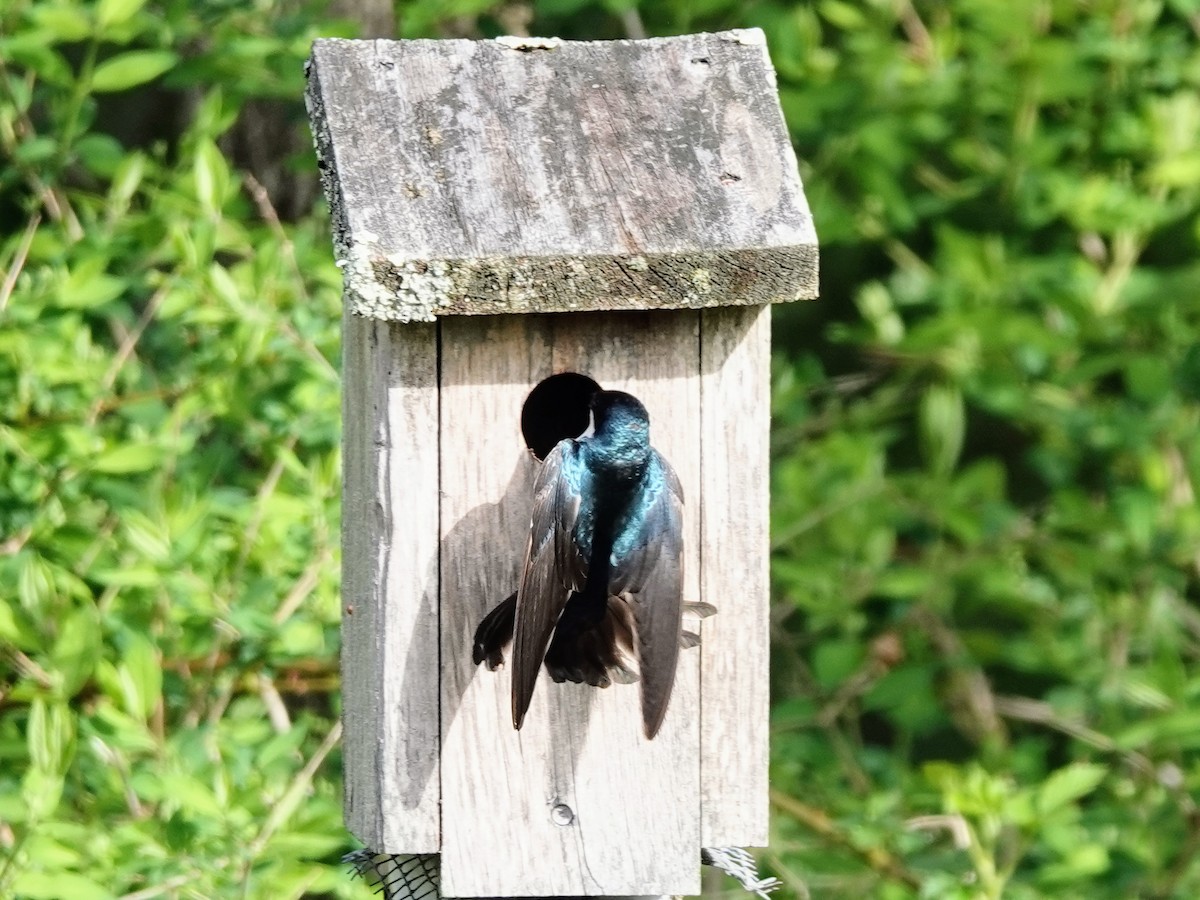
[521,372,602,460]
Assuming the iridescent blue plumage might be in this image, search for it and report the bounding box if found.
[472,389,691,739]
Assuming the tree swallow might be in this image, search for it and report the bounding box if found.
[472,389,709,739]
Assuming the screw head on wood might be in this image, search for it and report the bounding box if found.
[551,803,574,826]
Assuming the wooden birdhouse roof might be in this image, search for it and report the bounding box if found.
[306,30,818,321]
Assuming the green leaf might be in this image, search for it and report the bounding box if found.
[76,133,126,178]
[27,699,76,774]
[18,554,55,611]
[1041,842,1111,883]
[52,607,102,698]
[107,151,147,217]
[27,6,92,42]
[159,773,222,817]
[1147,154,1200,187]
[1037,762,1108,815]
[919,384,965,475]
[275,619,324,656]
[812,639,864,689]
[1115,711,1200,749]
[819,0,867,29]
[264,831,346,859]
[874,565,933,599]
[21,767,65,821]
[22,832,86,868]
[11,871,114,900]
[1,37,71,86]
[91,50,178,93]
[58,270,127,309]
[122,511,171,562]
[208,262,240,308]
[118,633,162,721]
[15,136,57,165]
[97,0,148,28]
[91,443,164,474]
[89,695,158,753]
[193,140,230,212]
[0,600,20,642]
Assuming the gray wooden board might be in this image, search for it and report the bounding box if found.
[305,31,818,321]
[341,313,441,853]
[438,311,702,897]
[699,304,771,847]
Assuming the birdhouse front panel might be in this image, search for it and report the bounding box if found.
[439,310,703,896]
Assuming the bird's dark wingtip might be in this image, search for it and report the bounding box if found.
[642,702,668,740]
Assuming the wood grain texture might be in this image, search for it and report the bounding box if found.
[438,311,702,897]
[699,305,771,848]
[341,312,441,852]
[305,31,818,321]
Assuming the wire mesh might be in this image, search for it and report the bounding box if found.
[345,846,779,899]
[344,851,440,900]
[701,847,782,899]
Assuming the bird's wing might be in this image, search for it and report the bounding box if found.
[610,451,685,739]
[511,441,588,730]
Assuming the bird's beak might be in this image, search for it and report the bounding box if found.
[579,408,596,439]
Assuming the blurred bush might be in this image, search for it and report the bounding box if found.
[0,0,352,896]
[760,1,1200,896]
[1,0,1198,898]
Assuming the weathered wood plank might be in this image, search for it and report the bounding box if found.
[305,32,817,321]
[341,312,441,852]
[438,311,702,897]
[699,305,772,848]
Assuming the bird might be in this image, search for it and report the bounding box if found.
[471,389,711,739]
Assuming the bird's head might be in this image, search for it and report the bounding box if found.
[582,390,653,470]
[589,390,650,438]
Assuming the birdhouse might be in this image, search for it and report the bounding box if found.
[305,30,817,898]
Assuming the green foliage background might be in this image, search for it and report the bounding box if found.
[2,0,1198,897]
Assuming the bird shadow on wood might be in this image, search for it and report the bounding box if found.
[437,449,535,739]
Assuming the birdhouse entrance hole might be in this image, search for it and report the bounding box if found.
[520,372,602,460]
